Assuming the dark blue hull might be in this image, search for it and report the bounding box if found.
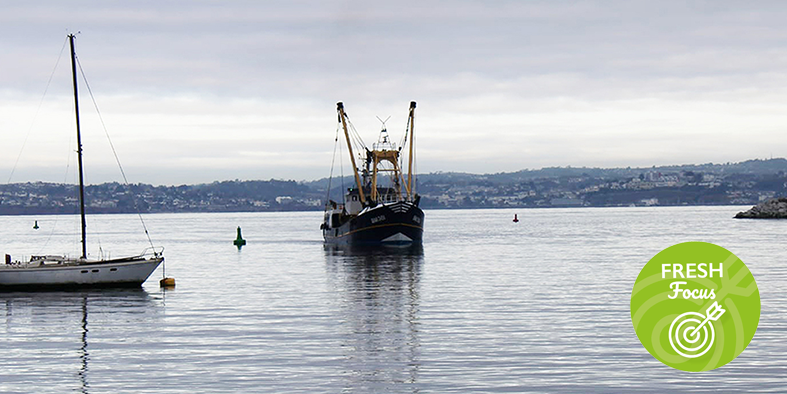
[323,201,424,245]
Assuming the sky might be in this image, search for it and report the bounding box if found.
[2,1,787,185]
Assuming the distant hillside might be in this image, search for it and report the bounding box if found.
[306,158,787,188]
[0,179,323,215]
[2,158,786,214]
[418,158,787,183]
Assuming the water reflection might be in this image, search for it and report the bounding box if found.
[0,289,158,394]
[79,296,88,394]
[324,244,424,392]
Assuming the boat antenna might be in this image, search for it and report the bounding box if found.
[69,33,88,259]
[376,116,391,129]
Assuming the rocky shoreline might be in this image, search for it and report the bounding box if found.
[734,197,787,218]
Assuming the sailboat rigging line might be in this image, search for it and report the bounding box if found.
[343,115,367,152]
[398,116,409,179]
[5,37,69,184]
[325,125,341,205]
[411,128,417,195]
[75,50,156,250]
[33,163,70,256]
[31,119,76,257]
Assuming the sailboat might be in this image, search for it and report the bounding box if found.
[0,34,163,290]
[322,101,424,245]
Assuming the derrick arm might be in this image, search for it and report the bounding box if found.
[337,102,367,204]
[406,101,416,199]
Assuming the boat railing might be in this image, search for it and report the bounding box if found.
[325,200,344,211]
[0,254,76,268]
[30,255,68,262]
[372,141,397,151]
[139,246,165,258]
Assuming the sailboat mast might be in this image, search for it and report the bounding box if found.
[406,101,416,199]
[69,34,88,259]
[337,102,367,204]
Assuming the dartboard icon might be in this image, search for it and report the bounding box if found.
[668,301,726,358]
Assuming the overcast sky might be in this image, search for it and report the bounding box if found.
[2,1,787,185]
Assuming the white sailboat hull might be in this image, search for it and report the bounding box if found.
[0,256,163,290]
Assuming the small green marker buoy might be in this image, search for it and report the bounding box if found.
[33,220,39,230]
[233,226,246,248]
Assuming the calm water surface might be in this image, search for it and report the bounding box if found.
[1,206,786,393]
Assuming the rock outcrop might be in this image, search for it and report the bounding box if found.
[735,197,787,218]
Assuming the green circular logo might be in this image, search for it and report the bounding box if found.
[630,242,760,371]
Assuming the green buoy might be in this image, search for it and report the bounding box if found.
[33,220,39,230]
[233,226,246,248]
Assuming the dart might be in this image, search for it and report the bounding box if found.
[690,301,726,337]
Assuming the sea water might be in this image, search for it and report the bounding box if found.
[1,206,786,393]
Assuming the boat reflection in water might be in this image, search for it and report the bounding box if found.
[324,244,424,392]
[0,289,159,394]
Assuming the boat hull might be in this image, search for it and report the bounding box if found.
[0,257,163,291]
[323,201,424,245]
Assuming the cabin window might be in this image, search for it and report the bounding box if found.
[110,268,118,272]
[92,269,99,273]
[81,270,88,274]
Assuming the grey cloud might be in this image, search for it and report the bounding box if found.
[3,1,787,184]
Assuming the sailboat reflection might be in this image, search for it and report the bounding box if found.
[1,289,158,394]
[324,244,424,391]
[79,296,88,393]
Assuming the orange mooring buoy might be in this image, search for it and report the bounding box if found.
[513,214,519,223]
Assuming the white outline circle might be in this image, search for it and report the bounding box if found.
[669,312,715,358]
[676,318,707,351]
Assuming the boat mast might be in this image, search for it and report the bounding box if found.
[406,101,416,199]
[69,34,88,259]
[337,102,366,205]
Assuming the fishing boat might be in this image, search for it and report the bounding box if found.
[0,34,163,290]
[322,101,424,245]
